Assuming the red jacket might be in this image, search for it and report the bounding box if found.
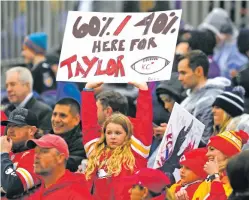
[27,170,93,200]
[81,89,153,200]
[192,175,232,200]
[9,149,40,191]
[151,194,165,200]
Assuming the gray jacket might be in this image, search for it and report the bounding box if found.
[226,114,249,150]
[181,77,231,145]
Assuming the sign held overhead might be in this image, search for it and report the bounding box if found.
[57,10,182,83]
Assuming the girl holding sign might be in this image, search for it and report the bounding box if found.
[81,81,153,200]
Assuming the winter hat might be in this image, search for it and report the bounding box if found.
[208,130,249,157]
[23,32,47,54]
[237,28,249,55]
[212,86,245,117]
[179,148,208,179]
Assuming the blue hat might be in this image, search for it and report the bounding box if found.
[24,32,47,54]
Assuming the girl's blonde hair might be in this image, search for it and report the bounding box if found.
[85,113,135,180]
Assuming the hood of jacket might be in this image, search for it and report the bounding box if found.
[186,77,231,96]
[51,124,82,147]
[198,8,238,38]
[156,72,186,104]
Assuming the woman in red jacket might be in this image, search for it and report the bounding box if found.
[81,82,153,200]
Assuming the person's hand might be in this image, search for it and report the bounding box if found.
[76,165,83,174]
[230,69,238,78]
[153,123,167,139]
[175,189,189,200]
[204,156,219,175]
[128,82,148,90]
[85,82,104,89]
[0,136,12,153]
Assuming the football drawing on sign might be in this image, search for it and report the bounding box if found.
[131,56,170,75]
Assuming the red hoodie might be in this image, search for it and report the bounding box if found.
[27,170,93,200]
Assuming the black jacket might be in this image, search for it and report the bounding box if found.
[232,63,249,114]
[51,124,86,172]
[4,96,52,133]
[31,61,56,94]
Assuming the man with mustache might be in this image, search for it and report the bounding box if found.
[0,108,41,199]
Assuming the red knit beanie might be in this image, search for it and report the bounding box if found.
[208,130,249,157]
[179,148,208,179]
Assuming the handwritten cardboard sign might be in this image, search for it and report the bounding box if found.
[153,103,205,181]
[57,10,182,83]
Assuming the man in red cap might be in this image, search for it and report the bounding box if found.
[121,168,171,200]
[26,134,93,199]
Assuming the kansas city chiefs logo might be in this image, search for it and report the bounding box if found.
[131,56,170,75]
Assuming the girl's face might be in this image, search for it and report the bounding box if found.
[105,123,127,149]
[206,146,227,163]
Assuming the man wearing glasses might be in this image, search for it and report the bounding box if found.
[0,108,42,199]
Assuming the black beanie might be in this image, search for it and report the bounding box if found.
[212,86,245,117]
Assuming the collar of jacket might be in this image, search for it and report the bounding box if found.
[12,140,30,153]
[51,124,81,142]
[24,96,37,109]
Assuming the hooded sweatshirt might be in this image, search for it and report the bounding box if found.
[27,170,93,200]
[199,8,248,79]
[156,72,186,105]
[180,77,231,146]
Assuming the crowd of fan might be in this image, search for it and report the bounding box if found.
[1,7,249,200]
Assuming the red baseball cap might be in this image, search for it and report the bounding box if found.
[122,168,170,194]
[26,134,69,159]
[179,148,208,179]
